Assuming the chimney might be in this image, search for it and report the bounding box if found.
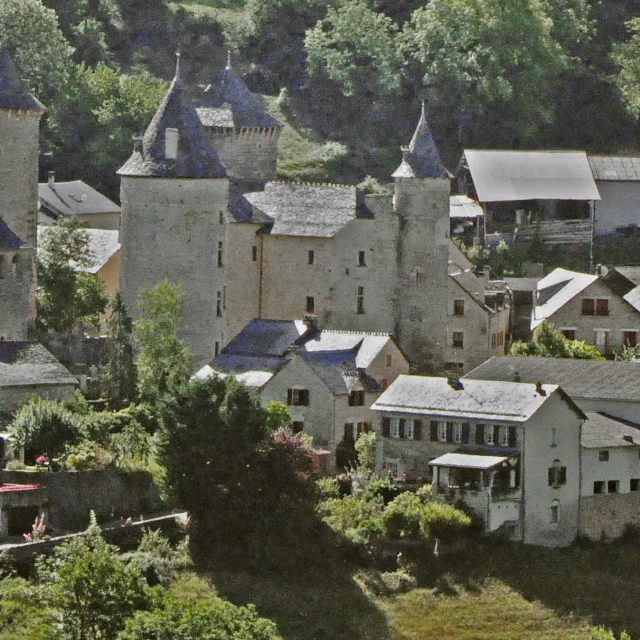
[47,171,55,188]
[535,381,546,396]
[483,266,491,285]
[401,146,410,162]
[302,314,319,333]
[132,136,143,153]
[447,374,463,390]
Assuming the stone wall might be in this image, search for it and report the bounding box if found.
[0,248,35,340]
[0,383,77,414]
[1,468,163,534]
[580,492,640,540]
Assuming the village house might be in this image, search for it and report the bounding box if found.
[532,267,640,356]
[195,318,409,458]
[38,173,121,230]
[465,356,640,424]
[371,374,584,547]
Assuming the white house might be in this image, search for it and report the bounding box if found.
[371,375,585,547]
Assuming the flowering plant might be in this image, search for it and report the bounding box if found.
[35,455,47,467]
[23,515,49,542]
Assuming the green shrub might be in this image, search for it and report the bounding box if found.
[382,491,424,539]
[318,494,384,543]
[420,501,473,541]
[316,477,340,499]
[361,475,400,504]
[61,440,115,471]
[380,568,417,594]
[354,431,377,473]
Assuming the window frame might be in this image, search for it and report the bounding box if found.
[452,331,464,348]
[358,251,366,267]
[306,296,315,313]
[599,450,609,462]
[287,388,310,406]
[357,286,365,314]
[348,390,365,406]
[453,299,465,316]
[308,250,314,265]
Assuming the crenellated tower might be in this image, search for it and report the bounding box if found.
[197,56,281,184]
[118,55,229,367]
[0,46,46,339]
[392,103,450,372]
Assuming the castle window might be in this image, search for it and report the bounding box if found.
[548,460,566,486]
[216,292,223,317]
[308,250,314,265]
[165,128,179,159]
[218,242,224,267]
[0,255,4,279]
[358,251,366,267]
[452,332,464,348]
[357,287,365,314]
[453,299,465,316]
[252,246,258,262]
[214,341,220,357]
[219,211,224,224]
[306,296,315,313]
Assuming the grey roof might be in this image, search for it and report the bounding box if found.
[371,375,564,422]
[198,61,279,129]
[392,104,448,179]
[0,342,78,388]
[83,229,120,273]
[449,270,491,313]
[118,72,227,179]
[450,195,483,218]
[582,412,640,448]
[38,180,120,218]
[504,277,540,292]
[301,348,360,395]
[463,150,601,202]
[0,215,22,249]
[220,319,302,359]
[0,47,45,112]
[465,356,640,403]
[228,179,273,225]
[430,452,508,469]
[623,285,640,314]
[245,182,359,237]
[611,267,640,288]
[588,155,640,181]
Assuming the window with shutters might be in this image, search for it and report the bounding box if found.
[356,422,371,436]
[390,418,400,439]
[548,461,566,486]
[475,424,485,445]
[582,298,609,316]
[500,426,516,447]
[348,390,365,406]
[453,423,463,444]
[287,389,309,406]
[623,331,637,347]
[430,420,439,442]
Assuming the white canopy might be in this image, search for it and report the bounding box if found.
[429,452,507,470]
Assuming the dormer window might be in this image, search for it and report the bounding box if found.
[165,128,179,159]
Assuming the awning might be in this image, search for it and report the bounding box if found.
[450,195,483,218]
[464,150,601,202]
[429,453,508,470]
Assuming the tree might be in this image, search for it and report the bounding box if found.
[9,397,85,462]
[37,218,108,335]
[100,293,137,408]
[133,280,193,402]
[509,320,605,360]
[264,399,293,431]
[611,18,640,119]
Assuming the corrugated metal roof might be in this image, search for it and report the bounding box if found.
[582,412,640,448]
[429,452,508,469]
[464,150,601,202]
[464,356,640,403]
[531,267,598,329]
[450,195,483,218]
[38,180,120,217]
[371,375,558,422]
[588,155,640,181]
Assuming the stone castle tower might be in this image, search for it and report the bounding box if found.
[196,56,281,184]
[0,46,46,339]
[391,103,450,371]
[118,57,229,366]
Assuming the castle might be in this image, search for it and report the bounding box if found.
[118,55,451,372]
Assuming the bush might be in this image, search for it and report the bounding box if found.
[361,475,400,504]
[381,491,424,540]
[380,568,417,594]
[354,431,377,473]
[316,477,340,499]
[61,440,115,471]
[317,494,385,544]
[420,501,473,542]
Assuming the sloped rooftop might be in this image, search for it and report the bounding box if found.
[582,412,640,448]
[0,342,78,388]
[588,155,640,181]
[371,375,565,422]
[465,356,640,403]
[532,267,598,329]
[38,180,120,217]
[0,215,23,249]
[245,182,359,237]
[0,47,45,112]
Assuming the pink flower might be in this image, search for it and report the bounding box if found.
[36,456,46,465]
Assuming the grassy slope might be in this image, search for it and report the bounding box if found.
[191,534,640,640]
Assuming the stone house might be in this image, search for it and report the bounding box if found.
[118,56,451,372]
[579,412,640,540]
[464,356,640,424]
[532,267,640,356]
[445,265,509,374]
[371,375,585,547]
[195,318,409,456]
[38,174,121,230]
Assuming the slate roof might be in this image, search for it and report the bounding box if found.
[0,342,78,388]
[198,60,279,129]
[38,180,120,218]
[392,103,448,179]
[83,229,120,273]
[301,348,363,395]
[371,375,566,422]
[449,269,491,313]
[588,155,640,181]
[245,182,359,237]
[0,215,23,249]
[228,179,273,225]
[504,277,540,293]
[118,71,227,179]
[532,267,598,329]
[611,267,640,288]
[623,285,640,314]
[0,47,45,112]
[462,150,601,202]
[582,412,640,448]
[464,356,640,403]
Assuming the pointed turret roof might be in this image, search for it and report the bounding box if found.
[118,56,227,178]
[392,103,447,179]
[197,55,279,129]
[0,46,45,112]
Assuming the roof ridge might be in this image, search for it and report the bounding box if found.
[320,328,390,337]
[269,180,355,189]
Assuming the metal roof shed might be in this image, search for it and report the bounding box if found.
[463,150,601,202]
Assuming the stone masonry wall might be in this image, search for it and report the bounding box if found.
[0,248,35,340]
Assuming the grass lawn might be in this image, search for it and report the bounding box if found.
[192,535,640,640]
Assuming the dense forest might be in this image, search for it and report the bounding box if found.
[5,0,640,198]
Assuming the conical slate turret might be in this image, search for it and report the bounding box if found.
[0,46,45,112]
[118,53,227,178]
[393,102,447,179]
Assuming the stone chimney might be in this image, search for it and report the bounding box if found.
[47,171,55,188]
[132,136,143,153]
